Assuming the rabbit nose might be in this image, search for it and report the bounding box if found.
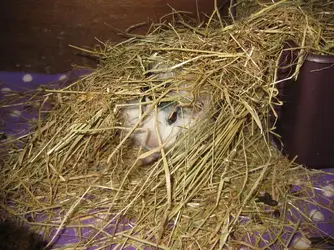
[146,133,159,149]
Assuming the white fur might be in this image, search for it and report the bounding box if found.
[121,100,198,152]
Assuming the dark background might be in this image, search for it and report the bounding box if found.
[0,0,231,73]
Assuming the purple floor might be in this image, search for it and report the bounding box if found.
[0,70,333,249]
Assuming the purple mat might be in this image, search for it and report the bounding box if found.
[0,70,333,249]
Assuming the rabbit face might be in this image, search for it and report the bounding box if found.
[120,99,201,152]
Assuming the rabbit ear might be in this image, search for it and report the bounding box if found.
[143,56,175,94]
[147,55,175,80]
[197,92,211,108]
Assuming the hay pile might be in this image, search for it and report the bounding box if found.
[1,1,334,249]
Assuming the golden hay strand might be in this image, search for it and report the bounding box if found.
[1,1,334,249]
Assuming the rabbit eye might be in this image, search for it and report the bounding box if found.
[167,108,179,125]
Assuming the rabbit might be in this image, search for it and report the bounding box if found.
[118,55,212,165]
[0,219,50,250]
[119,91,210,165]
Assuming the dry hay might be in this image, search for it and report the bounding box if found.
[1,0,334,249]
